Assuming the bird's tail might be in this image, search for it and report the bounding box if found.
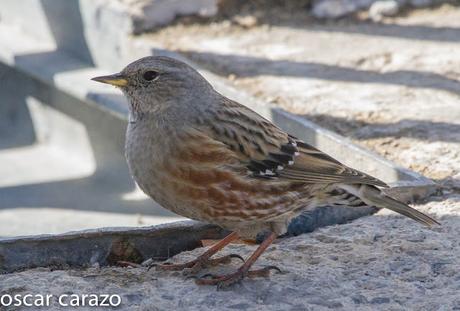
[338,184,440,227]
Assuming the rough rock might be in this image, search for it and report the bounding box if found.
[118,0,218,33]
[1,195,458,310]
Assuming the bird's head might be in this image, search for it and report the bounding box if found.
[92,56,212,114]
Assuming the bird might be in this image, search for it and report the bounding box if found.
[92,56,439,289]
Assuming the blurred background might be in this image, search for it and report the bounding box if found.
[0,0,459,237]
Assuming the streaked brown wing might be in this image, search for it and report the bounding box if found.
[204,98,388,188]
[165,127,305,222]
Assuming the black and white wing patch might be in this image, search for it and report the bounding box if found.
[248,136,388,188]
[247,137,300,178]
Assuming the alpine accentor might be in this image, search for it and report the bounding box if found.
[92,56,439,288]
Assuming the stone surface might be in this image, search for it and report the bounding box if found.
[0,195,457,310]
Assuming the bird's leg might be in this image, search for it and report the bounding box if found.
[196,232,280,289]
[154,231,243,275]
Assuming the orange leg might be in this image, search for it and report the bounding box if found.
[154,231,243,275]
[196,232,280,289]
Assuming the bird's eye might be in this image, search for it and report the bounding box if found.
[143,70,159,81]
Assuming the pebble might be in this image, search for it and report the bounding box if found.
[312,0,360,19]
[369,0,400,21]
[312,0,436,19]
[352,294,369,304]
[371,297,391,304]
[409,0,434,7]
[232,15,258,28]
[312,0,388,18]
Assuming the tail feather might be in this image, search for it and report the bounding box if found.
[338,184,440,227]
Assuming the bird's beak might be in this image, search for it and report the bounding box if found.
[91,73,128,87]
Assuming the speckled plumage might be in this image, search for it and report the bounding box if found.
[92,56,439,287]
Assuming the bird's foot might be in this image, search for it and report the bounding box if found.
[195,265,281,289]
[151,254,244,276]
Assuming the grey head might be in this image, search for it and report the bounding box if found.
[92,56,215,115]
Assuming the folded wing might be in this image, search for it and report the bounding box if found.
[204,98,388,188]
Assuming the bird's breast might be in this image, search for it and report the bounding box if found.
[125,122,170,199]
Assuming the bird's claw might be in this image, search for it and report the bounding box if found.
[195,265,282,289]
[182,254,245,276]
[247,265,282,278]
[151,253,245,275]
[195,270,244,289]
[227,254,245,263]
[147,263,156,271]
[197,273,217,280]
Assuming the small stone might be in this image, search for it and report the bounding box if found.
[369,0,400,21]
[91,262,100,268]
[129,0,219,32]
[307,256,322,264]
[328,254,339,261]
[371,297,391,304]
[160,294,173,301]
[233,15,258,28]
[141,258,154,266]
[312,0,356,18]
[124,293,144,304]
[290,305,308,311]
[312,0,374,19]
[228,303,252,309]
[352,294,368,304]
[431,260,452,275]
[406,233,426,242]
[353,237,373,245]
[409,0,433,7]
[310,298,344,308]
